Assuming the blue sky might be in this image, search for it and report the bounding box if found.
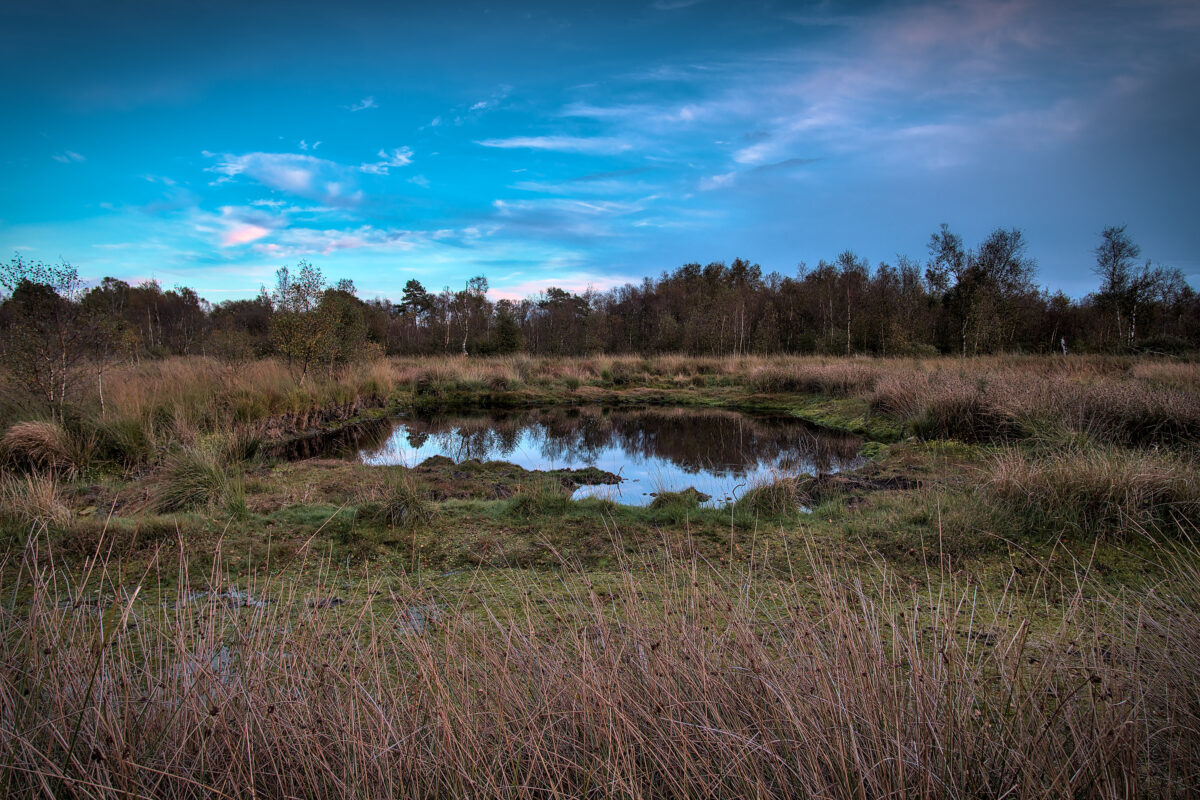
[2,0,1198,301]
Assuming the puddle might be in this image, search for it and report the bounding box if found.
[355,406,863,506]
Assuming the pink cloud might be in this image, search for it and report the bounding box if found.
[221,223,271,246]
[490,272,635,301]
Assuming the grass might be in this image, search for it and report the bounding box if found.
[0,472,71,530]
[1,532,1197,799]
[3,352,1200,796]
[152,443,246,515]
[985,445,1200,537]
[505,477,573,518]
[734,474,803,519]
[375,472,435,529]
[0,419,80,472]
[3,353,1199,472]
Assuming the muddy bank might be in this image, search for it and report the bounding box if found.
[410,455,620,501]
[799,468,922,506]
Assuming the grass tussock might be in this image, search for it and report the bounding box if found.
[0,472,72,530]
[986,447,1200,536]
[506,477,573,517]
[0,419,78,471]
[152,444,245,515]
[734,475,802,518]
[378,472,435,529]
[1,539,1198,799]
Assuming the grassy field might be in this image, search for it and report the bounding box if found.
[2,354,1199,798]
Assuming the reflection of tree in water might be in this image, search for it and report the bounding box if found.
[270,418,394,461]
[381,408,862,474]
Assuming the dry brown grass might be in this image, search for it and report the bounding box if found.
[0,420,78,471]
[2,534,1197,799]
[986,447,1200,535]
[865,357,1200,444]
[0,472,72,529]
[749,359,882,396]
[4,353,1198,473]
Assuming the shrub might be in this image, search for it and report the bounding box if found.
[606,361,637,386]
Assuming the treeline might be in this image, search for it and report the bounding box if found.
[2,224,1197,399]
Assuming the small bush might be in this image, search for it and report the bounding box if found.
[606,361,637,386]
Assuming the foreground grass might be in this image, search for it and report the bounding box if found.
[2,529,1197,799]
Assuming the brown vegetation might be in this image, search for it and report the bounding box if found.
[1,538,1196,799]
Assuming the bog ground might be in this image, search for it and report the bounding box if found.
[2,353,1199,798]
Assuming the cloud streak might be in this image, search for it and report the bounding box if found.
[477,136,634,154]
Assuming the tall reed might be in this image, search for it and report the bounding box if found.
[2,531,1196,798]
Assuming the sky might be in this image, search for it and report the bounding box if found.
[2,0,1199,302]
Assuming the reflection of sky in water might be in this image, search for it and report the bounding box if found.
[360,411,862,507]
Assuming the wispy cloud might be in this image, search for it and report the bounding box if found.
[359,147,414,175]
[477,136,634,154]
[52,150,85,163]
[489,196,649,241]
[203,150,364,205]
[699,172,735,190]
[189,205,282,249]
[651,0,706,10]
[347,96,378,112]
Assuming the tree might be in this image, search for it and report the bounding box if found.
[0,255,88,418]
[491,299,523,353]
[453,275,490,355]
[80,277,139,415]
[400,279,432,319]
[1093,225,1145,348]
[318,285,368,374]
[935,227,1035,355]
[271,261,332,381]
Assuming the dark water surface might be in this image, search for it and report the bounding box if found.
[310,406,863,506]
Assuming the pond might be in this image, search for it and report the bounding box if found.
[317,406,864,507]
